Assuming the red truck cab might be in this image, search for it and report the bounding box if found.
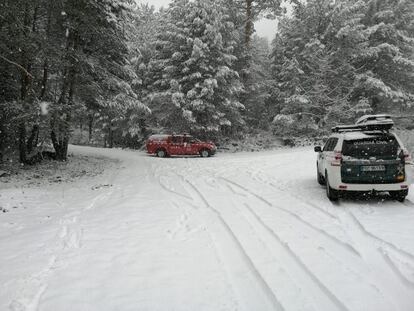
[146,134,217,158]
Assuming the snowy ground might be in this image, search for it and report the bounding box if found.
[1,145,414,311]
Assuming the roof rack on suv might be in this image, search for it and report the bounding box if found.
[331,114,394,133]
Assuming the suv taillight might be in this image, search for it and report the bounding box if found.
[331,151,342,166]
[334,151,342,161]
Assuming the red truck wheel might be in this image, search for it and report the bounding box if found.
[156,149,167,158]
[200,149,210,158]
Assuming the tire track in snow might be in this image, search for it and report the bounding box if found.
[156,153,410,310]
[238,201,349,311]
[158,175,193,199]
[220,177,414,309]
[182,178,285,311]
[244,166,340,221]
[381,251,414,289]
[176,162,340,310]
[335,205,414,310]
[324,190,414,284]
[195,168,349,310]
[153,164,193,200]
[221,177,360,258]
[347,204,414,263]
[222,201,315,310]
[347,207,414,263]
[217,177,414,311]
[269,180,339,221]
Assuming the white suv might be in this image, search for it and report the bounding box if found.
[315,115,411,201]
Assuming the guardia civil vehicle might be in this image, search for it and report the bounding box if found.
[314,115,412,201]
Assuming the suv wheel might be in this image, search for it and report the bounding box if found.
[317,164,325,185]
[200,149,210,158]
[389,190,408,202]
[326,173,339,201]
[156,149,167,158]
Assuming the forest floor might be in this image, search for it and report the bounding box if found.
[1,145,414,311]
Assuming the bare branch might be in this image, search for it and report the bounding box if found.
[0,55,34,79]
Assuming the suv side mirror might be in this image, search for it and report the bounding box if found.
[314,146,322,153]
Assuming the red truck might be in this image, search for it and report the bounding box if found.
[146,134,217,158]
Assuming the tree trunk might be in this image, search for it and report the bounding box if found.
[18,121,27,163]
[26,125,39,154]
[51,126,69,161]
[139,118,149,138]
[39,0,52,100]
[88,114,93,143]
[79,120,83,141]
[109,121,114,148]
[50,25,79,161]
[245,0,253,47]
[0,119,4,163]
[18,2,37,164]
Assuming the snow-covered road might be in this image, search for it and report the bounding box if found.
[1,146,414,311]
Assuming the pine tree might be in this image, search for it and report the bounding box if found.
[353,0,414,113]
[231,0,283,47]
[0,0,148,161]
[148,0,244,136]
[220,0,283,134]
[270,0,414,137]
[242,35,274,129]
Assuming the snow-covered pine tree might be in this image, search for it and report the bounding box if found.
[230,0,283,47]
[242,35,274,129]
[90,1,151,149]
[49,0,147,157]
[0,0,149,161]
[270,0,414,137]
[352,0,414,113]
[125,4,162,140]
[220,0,283,133]
[148,0,244,137]
[270,0,347,136]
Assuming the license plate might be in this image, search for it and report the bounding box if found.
[361,165,386,172]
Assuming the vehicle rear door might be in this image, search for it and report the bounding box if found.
[341,135,404,184]
[170,136,184,155]
[183,136,198,155]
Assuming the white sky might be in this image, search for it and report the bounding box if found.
[136,0,279,40]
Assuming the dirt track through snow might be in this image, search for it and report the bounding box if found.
[1,145,414,311]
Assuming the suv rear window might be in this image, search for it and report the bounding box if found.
[342,135,399,159]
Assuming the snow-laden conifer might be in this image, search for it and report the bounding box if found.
[148,0,244,135]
